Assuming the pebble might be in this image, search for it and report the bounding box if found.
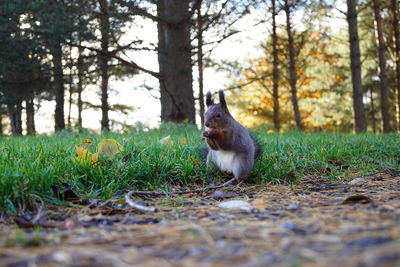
[348,178,367,185]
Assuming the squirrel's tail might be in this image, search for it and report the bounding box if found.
[250,133,262,159]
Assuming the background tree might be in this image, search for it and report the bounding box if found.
[283,0,303,130]
[389,0,400,131]
[346,0,367,132]
[157,0,195,123]
[372,0,392,133]
[192,0,251,125]
[271,0,280,131]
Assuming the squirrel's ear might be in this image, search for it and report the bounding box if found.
[218,90,227,108]
[206,91,214,107]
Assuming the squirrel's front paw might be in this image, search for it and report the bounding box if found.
[203,131,214,138]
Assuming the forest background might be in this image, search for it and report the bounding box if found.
[1,0,400,135]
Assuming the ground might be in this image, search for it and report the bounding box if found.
[1,172,400,267]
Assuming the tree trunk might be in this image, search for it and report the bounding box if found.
[7,99,22,135]
[0,105,4,135]
[99,0,110,131]
[370,89,377,133]
[67,48,73,129]
[283,0,302,130]
[373,0,392,133]
[391,0,400,131]
[25,96,35,135]
[272,0,280,131]
[77,47,84,130]
[197,1,205,126]
[346,0,367,133]
[0,112,3,136]
[50,41,65,132]
[157,0,195,123]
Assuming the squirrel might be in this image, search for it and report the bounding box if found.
[203,90,260,183]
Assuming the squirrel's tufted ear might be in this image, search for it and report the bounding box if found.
[218,90,227,108]
[206,91,214,107]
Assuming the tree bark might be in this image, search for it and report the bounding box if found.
[391,0,400,131]
[50,41,65,132]
[7,99,22,135]
[373,0,392,133]
[283,0,302,130]
[157,0,195,123]
[25,96,35,135]
[0,110,3,136]
[0,113,3,136]
[370,89,377,133]
[67,48,73,129]
[272,0,280,131]
[346,0,367,133]
[197,1,205,126]
[77,47,84,130]
[99,0,110,131]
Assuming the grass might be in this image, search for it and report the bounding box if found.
[0,123,399,214]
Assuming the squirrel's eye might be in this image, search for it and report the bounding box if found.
[216,113,222,118]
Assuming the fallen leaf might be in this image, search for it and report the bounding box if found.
[342,195,373,205]
[113,198,126,205]
[179,137,188,143]
[80,138,93,149]
[123,217,160,225]
[74,138,123,166]
[122,152,134,162]
[251,198,266,211]
[14,212,56,229]
[195,211,211,218]
[97,139,123,157]
[52,183,79,201]
[287,172,296,179]
[74,146,93,164]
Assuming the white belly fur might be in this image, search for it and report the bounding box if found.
[211,150,236,173]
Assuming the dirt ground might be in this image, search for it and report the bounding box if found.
[1,173,400,267]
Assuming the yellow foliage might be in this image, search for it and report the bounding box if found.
[74,138,123,166]
[97,139,123,157]
[80,138,93,149]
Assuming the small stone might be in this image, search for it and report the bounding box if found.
[281,221,296,231]
[285,204,299,211]
[217,200,251,211]
[348,178,367,185]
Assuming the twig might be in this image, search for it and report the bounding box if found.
[125,192,157,212]
[125,177,238,212]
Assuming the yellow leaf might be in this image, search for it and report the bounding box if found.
[251,197,266,211]
[113,198,126,204]
[91,152,99,164]
[75,146,93,163]
[80,138,93,149]
[179,137,188,143]
[97,139,123,158]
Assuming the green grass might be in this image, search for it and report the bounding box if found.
[0,123,399,214]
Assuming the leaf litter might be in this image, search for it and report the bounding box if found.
[1,173,400,266]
